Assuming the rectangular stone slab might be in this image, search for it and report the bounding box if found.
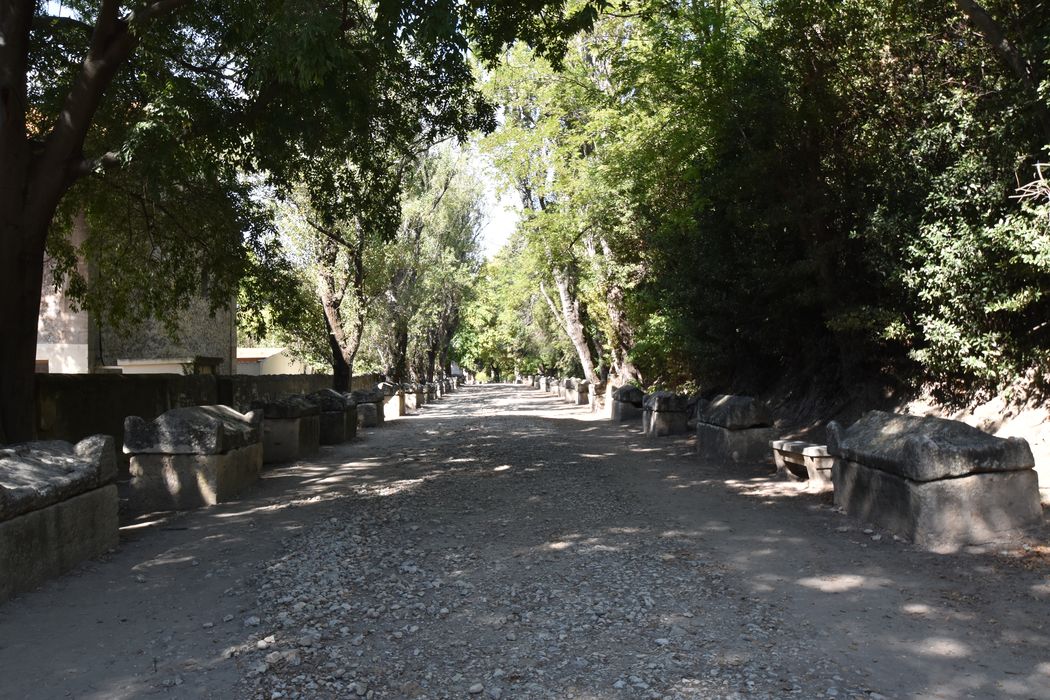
[833,458,1042,550]
[128,443,263,512]
[0,484,118,602]
[697,424,776,463]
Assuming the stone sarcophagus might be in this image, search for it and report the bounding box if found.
[573,380,590,406]
[828,411,1042,549]
[253,395,320,464]
[349,388,384,428]
[308,389,357,445]
[404,383,424,410]
[381,382,406,419]
[611,385,644,422]
[1,436,119,602]
[696,395,775,462]
[125,405,263,511]
[643,391,690,437]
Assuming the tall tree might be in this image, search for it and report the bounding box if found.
[0,0,606,442]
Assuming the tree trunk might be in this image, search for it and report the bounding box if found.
[391,323,409,383]
[0,214,49,444]
[549,269,600,385]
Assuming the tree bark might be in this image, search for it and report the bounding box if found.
[549,269,600,385]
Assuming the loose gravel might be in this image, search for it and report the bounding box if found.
[1,384,1048,699]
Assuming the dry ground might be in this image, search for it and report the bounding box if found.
[1,384,1049,699]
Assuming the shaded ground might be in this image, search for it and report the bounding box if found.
[1,384,1049,699]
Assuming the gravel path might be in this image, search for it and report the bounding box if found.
[1,384,1049,699]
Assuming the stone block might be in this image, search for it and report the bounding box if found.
[0,484,118,602]
[384,392,406,419]
[642,391,691,437]
[611,400,640,422]
[833,458,1042,550]
[129,443,263,511]
[697,423,776,462]
[356,402,379,428]
[124,405,262,455]
[700,395,771,430]
[648,410,689,437]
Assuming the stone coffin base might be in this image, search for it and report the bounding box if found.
[129,443,263,512]
[0,484,118,602]
[319,409,357,445]
[833,459,1043,550]
[262,415,321,464]
[697,423,776,463]
[646,410,690,437]
[572,391,589,406]
[384,394,406,420]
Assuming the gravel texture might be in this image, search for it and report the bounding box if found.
[0,384,1048,699]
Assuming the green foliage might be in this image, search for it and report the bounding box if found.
[476,0,1050,399]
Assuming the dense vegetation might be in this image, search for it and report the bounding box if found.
[2,0,602,441]
[455,0,1050,404]
[6,0,1048,442]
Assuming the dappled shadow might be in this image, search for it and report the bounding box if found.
[1,383,1049,698]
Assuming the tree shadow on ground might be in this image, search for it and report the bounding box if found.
[2,384,1049,699]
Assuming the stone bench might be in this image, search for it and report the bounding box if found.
[611,385,644,422]
[125,405,263,511]
[307,389,357,445]
[643,391,690,437]
[1,436,119,602]
[829,411,1042,550]
[252,395,320,464]
[771,439,833,487]
[696,395,775,462]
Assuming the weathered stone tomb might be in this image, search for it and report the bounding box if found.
[696,395,775,462]
[1,435,119,602]
[349,388,384,428]
[125,405,263,511]
[643,391,691,437]
[828,411,1042,549]
[252,395,321,464]
[611,385,645,422]
[308,389,358,445]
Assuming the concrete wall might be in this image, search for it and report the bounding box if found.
[98,296,236,375]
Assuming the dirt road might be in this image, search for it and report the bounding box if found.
[1,384,1048,699]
